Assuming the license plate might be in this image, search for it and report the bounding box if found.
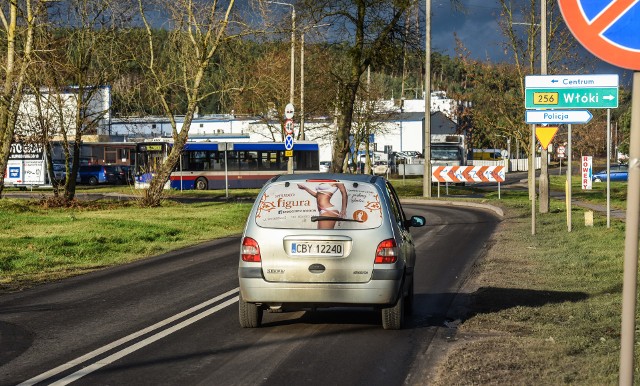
[291,242,344,257]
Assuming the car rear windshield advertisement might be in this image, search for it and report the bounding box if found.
[255,179,383,229]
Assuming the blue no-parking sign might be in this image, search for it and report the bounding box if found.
[284,135,294,151]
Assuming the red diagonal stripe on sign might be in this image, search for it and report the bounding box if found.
[490,166,505,182]
[477,166,489,182]
[432,166,445,182]
[447,167,459,182]
[590,0,637,34]
[461,166,473,182]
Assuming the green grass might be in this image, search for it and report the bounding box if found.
[0,198,252,291]
[382,175,635,384]
[427,182,634,385]
[548,174,629,210]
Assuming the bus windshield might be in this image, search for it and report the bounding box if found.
[135,143,169,182]
[431,146,461,161]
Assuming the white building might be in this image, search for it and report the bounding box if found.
[17,86,111,138]
[107,92,461,162]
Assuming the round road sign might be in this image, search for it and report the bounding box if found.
[284,134,294,150]
[284,119,294,135]
[559,0,640,70]
[284,103,295,119]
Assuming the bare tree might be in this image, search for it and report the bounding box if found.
[0,0,42,197]
[136,0,238,207]
[300,0,414,173]
[229,42,294,141]
[43,0,131,202]
[349,68,395,174]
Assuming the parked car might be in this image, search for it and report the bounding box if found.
[118,165,134,185]
[592,164,628,182]
[319,161,332,173]
[108,165,133,185]
[238,173,426,330]
[78,165,120,185]
[373,160,389,175]
[52,162,79,183]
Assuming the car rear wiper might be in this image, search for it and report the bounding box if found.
[311,216,362,222]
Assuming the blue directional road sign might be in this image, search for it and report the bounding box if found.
[284,134,294,150]
[525,110,593,124]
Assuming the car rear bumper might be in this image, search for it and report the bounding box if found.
[238,270,403,306]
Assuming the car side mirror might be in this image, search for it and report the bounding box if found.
[406,215,426,228]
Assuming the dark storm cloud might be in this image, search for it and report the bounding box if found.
[431,0,509,62]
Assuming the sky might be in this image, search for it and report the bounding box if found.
[429,0,632,83]
[431,0,509,62]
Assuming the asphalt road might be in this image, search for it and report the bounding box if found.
[0,203,499,386]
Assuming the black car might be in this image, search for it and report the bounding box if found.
[116,165,134,185]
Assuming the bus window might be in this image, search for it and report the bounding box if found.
[241,151,258,170]
[227,151,240,171]
[295,149,319,170]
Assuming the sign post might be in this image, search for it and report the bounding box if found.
[219,142,233,199]
[558,0,640,382]
[284,104,295,174]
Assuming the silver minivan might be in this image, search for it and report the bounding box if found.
[238,173,425,329]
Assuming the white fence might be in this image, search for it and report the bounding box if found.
[395,157,540,175]
[469,158,541,172]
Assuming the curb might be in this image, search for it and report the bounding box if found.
[400,198,504,218]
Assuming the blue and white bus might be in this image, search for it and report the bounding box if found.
[134,140,320,190]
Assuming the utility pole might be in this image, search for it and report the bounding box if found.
[423,0,432,197]
[539,0,550,213]
[300,30,306,141]
[288,5,295,174]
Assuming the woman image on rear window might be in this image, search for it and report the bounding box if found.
[297,181,348,229]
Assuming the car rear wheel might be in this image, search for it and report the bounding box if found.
[88,176,98,186]
[195,177,208,190]
[239,293,262,328]
[594,178,602,183]
[382,291,405,330]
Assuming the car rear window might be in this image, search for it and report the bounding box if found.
[255,179,384,230]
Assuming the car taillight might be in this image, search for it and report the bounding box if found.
[375,239,399,264]
[241,237,261,262]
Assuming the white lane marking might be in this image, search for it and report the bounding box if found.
[19,288,239,386]
[52,296,239,386]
